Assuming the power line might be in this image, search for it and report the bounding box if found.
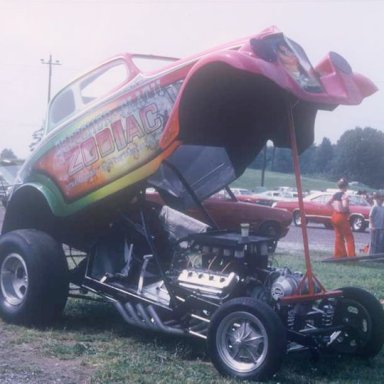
[41,54,61,103]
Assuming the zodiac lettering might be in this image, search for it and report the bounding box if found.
[67,102,163,176]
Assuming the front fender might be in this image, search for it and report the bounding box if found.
[2,183,56,234]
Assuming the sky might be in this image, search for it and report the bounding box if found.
[0,0,383,159]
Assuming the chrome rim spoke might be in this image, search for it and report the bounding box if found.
[217,311,268,373]
[0,253,29,305]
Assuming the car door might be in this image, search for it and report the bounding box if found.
[306,194,332,224]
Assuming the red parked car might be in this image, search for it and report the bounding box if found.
[229,188,259,203]
[148,187,292,251]
[273,192,370,232]
[250,189,299,206]
[230,188,298,207]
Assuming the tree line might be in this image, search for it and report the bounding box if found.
[251,126,384,189]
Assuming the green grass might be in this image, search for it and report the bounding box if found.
[2,249,384,383]
[232,169,338,192]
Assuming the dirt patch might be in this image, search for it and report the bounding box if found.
[0,207,93,383]
[0,326,94,384]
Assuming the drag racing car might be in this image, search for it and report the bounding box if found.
[1,26,383,381]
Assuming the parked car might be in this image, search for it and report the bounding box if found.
[273,192,370,232]
[251,189,298,206]
[0,27,382,381]
[227,187,274,205]
[147,187,292,252]
[229,187,258,203]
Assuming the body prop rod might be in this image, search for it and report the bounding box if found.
[287,101,320,295]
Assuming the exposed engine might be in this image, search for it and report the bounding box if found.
[177,269,239,299]
[172,238,334,336]
[270,268,304,300]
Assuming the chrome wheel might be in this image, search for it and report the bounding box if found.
[1,253,28,306]
[216,311,268,373]
[0,230,68,325]
[293,211,302,226]
[350,216,365,232]
[208,298,286,380]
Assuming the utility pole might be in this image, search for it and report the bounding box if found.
[261,144,267,187]
[41,54,61,103]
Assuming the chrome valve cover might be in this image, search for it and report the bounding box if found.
[177,269,239,298]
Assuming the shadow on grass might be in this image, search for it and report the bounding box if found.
[55,298,208,362]
[279,349,384,383]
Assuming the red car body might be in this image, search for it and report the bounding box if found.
[250,190,299,206]
[229,188,259,203]
[191,192,292,239]
[147,189,292,244]
[273,192,370,232]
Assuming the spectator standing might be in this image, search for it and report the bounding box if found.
[369,191,384,255]
[327,178,356,258]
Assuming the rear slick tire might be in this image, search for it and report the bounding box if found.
[330,287,384,358]
[208,297,286,381]
[0,229,69,326]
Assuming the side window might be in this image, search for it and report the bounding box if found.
[322,195,332,204]
[349,196,367,206]
[47,59,129,132]
[50,89,76,125]
[313,195,327,204]
[80,62,128,103]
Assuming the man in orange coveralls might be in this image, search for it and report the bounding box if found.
[327,178,356,258]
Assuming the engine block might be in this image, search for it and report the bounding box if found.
[177,269,239,298]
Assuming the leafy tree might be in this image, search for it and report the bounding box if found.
[332,127,384,188]
[272,148,293,173]
[249,144,274,170]
[299,144,317,174]
[315,137,334,174]
[0,148,17,160]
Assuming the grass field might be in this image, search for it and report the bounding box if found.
[2,249,384,383]
[231,169,358,193]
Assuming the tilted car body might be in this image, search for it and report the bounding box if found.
[273,192,370,232]
[1,27,383,381]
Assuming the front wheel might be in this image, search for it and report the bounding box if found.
[350,216,366,232]
[293,210,303,226]
[328,287,384,358]
[0,229,69,326]
[208,297,286,381]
